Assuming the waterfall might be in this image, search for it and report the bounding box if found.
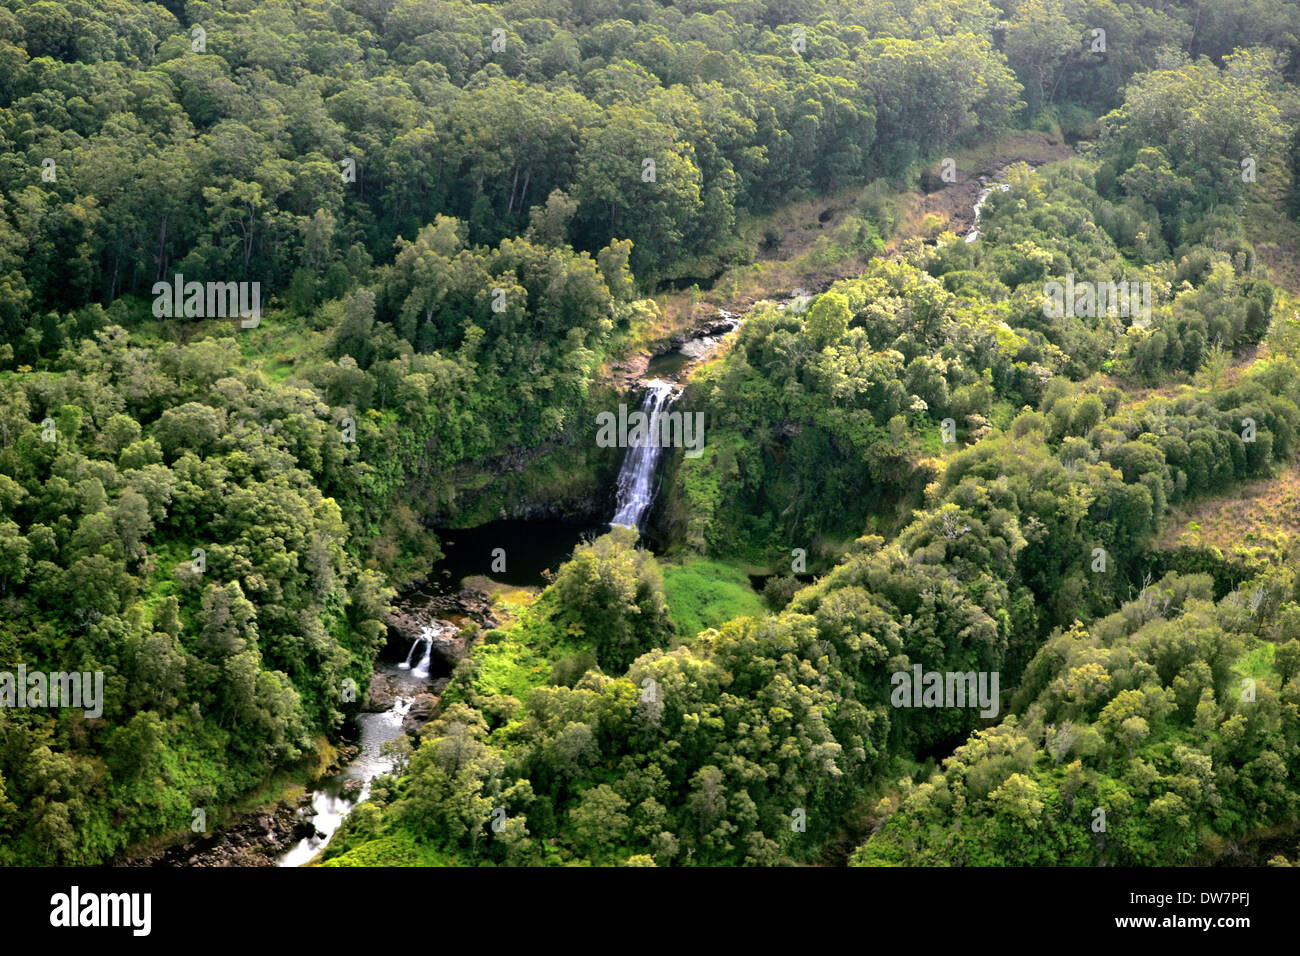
[399,637,420,669]
[411,627,435,680]
[965,183,1009,243]
[611,381,676,530]
[278,622,453,867]
[397,627,438,679]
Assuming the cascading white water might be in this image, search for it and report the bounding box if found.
[611,381,676,530]
[399,636,420,668]
[411,628,435,680]
[279,622,452,867]
[277,692,414,868]
[965,182,1009,243]
[397,626,436,678]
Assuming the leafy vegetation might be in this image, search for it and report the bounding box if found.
[660,558,766,640]
[3,0,1300,866]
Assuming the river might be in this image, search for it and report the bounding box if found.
[276,623,460,867]
[279,352,712,864]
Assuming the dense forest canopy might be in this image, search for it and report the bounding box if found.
[1,0,1300,866]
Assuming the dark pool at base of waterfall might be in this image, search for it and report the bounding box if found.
[422,519,606,593]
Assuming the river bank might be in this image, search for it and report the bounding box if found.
[115,581,497,868]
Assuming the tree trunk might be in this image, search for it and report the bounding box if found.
[154,212,168,283]
[518,168,531,213]
[1048,56,1069,106]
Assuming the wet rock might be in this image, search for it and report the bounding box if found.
[291,818,317,841]
[456,588,494,622]
[328,744,359,772]
[363,674,397,713]
[120,797,308,868]
[401,692,444,735]
[410,692,441,721]
[679,336,717,359]
[390,585,498,635]
[666,314,740,349]
[429,626,470,666]
[386,604,434,647]
[611,353,651,390]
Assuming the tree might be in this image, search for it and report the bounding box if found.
[526,189,578,247]
[1275,640,1300,685]
[551,527,674,671]
[198,581,258,659]
[573,106,704,278]
[806,292,850,349]
[569,784,630,857]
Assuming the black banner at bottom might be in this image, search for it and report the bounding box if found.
[0,864,1280,944]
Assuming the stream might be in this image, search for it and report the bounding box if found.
[274,313,743,866]
[965,182,1009,242]
[287,171,1024,867]
[275,518,616,865]
[276,628,450,867]
[156,168,1022,869]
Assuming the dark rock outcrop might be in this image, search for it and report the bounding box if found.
[429,625,470,666]
[120,795,313,868]
[364,673,398,713]
[401,692,443,735]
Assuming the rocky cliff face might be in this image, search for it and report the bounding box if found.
[410,410,625,531]
[119,744,360,868]
[382,585,498,676]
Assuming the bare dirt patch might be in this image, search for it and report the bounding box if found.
[894,131,1075,242]
[602,131,1077,389]
[1155,462,1300,552]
